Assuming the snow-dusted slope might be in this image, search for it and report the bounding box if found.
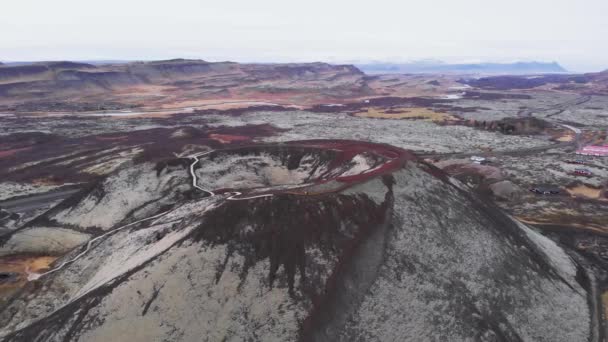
[0,142,593,341]
[314,164,589,342]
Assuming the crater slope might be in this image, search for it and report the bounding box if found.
[0,140,593,342]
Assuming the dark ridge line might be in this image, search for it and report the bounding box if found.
[141,282,165,316]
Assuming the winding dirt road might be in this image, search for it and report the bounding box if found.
[187,150,275,201]
[27,209,172,281]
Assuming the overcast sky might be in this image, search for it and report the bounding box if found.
[2,0,607,72]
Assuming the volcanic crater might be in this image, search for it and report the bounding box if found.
[0,140,595,342]
[192,140,412,198]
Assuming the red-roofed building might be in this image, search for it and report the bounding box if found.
[576,145,608,156]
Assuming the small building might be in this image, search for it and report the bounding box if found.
[576,145,608,157]
[573,168,592,176]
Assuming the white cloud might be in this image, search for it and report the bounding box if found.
[1,0,606,71]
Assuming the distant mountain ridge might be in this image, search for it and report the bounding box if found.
[357,61,567,75]
[0,59,370,112]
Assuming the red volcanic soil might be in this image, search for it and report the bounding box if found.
[290,139,413,184]
[191,105,298,117]
[0,147,32,158]
[203,140,415,200]
[209,134,250,144]
[0,124,286,183]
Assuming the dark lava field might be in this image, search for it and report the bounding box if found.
[1,59,607,341]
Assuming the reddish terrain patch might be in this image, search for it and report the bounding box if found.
[291,140,412,183]
[0,255,57,303]
[0,124,285,184]
[209,134,250,144]
[0,147,32,158]
[200,140,415,199]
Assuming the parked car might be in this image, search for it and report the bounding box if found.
[470,156,487,165]
[529,187,560,195]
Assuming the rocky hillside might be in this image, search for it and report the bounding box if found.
[0,60,371,111]
[0,140,595,341]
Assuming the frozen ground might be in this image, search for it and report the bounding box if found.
[549,96,608,127]
[204,111,547,153]
[498,148,608,188]
[0,154,591,341]
[0,182,67,201]
[0,115,205,137]
[452,92,608,128]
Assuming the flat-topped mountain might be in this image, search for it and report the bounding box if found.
[0,59,370,112]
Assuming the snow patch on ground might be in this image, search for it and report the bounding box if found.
[0,183,67,201]
[515,219,578,279]
[78,242,307,342]
[81,147,144,175]
[336,165,589,341]
[0,227,91,257]
[204,111,547,154]
[342,177,389,204]
[340,154,374,177]
[196,152,329,190]
[52,163,189,230]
